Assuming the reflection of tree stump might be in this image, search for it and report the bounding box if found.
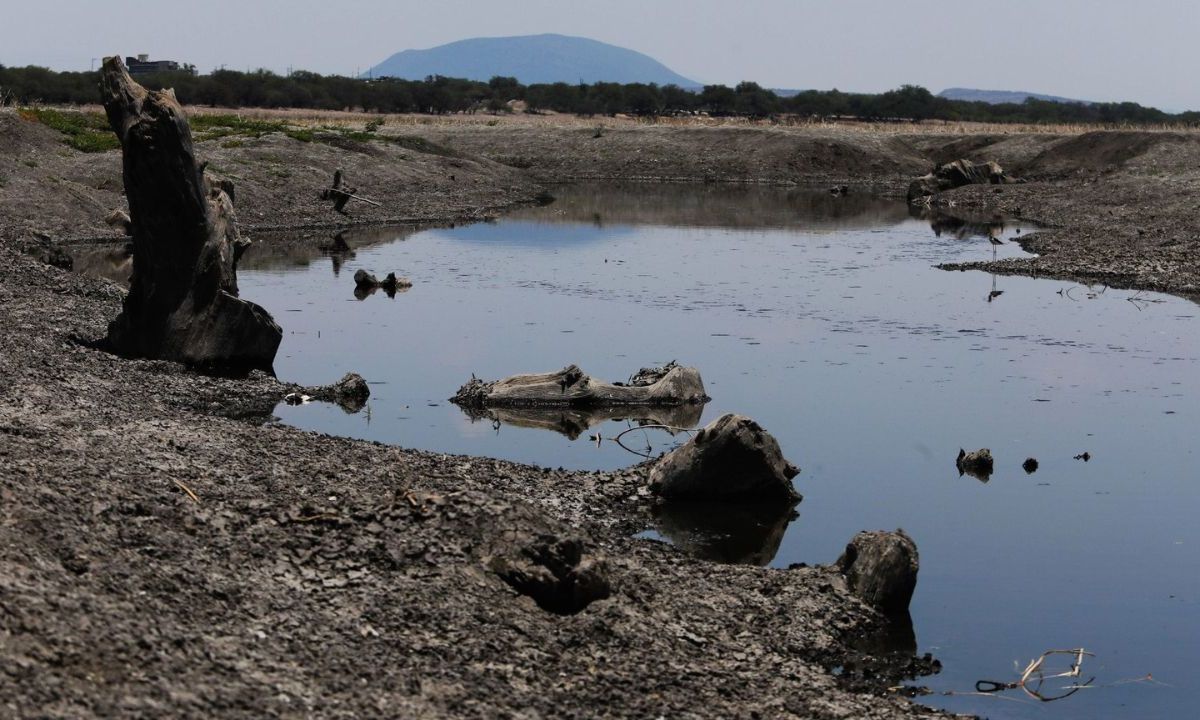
[100,57,280,372]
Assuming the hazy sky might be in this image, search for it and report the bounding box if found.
[6,0,1200,110]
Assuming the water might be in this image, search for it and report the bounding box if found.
[234,184,1198,719]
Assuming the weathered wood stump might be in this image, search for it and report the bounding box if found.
[451,362,709,408]
[100,56,281,372]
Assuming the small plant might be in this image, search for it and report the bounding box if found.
[220,139,245,149]
[364,117,385,133]
[23,159,38,168]
[18,107,120,153]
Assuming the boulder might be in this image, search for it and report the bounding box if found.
[452,361,709,409]
[308,372,371,413]
[837,530,919,615]
[648,414,800,504]
[907,159,1008,203]
[99,57,281,372]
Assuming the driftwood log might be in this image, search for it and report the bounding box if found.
[100,56,281,372]
[907,158,1009,203]
[451,362,709,409]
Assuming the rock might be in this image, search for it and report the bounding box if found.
[956,448,993,481]
[907,159,1008,203]
[380,272,413,293]
[99,57,281,372]
[452,362,709,409]
[353,269,378,287]
[1022,457,1039,474]
[104,208,133,235]
[837,530,919,615]
[353,269,412,299]
[307,372,370,413]
[488,533,611,615]
[649,414,801,504]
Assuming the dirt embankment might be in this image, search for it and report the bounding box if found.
[0,108,946,719]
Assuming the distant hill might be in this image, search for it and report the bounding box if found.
[366,34,699,87]
[938,87,1091,106]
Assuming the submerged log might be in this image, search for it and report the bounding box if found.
[451,362,709,409]
[99,57,281,372]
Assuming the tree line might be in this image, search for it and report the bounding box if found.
[2,64,1194,126]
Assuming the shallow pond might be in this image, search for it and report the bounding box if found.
[237,184,1198,719]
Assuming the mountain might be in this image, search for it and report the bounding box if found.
[366,34,699,87]
[938,87,1091,106]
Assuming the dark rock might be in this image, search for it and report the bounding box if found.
[379,272,413,294]
[907,159,1008,203]
[1023,457,1039,474]
[308,372,370,413]
[353,269,378,288]
[837,529,919,615]
[956,448,993,481]
[649,414,801,504]
[99,57,281,372]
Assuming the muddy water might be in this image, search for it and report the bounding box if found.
[237,184,1198,720]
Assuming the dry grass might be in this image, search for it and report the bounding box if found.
[31,103,1200,137]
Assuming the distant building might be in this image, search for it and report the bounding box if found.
[125,54,184,76]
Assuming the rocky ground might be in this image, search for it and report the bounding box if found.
[4,106,1200,718]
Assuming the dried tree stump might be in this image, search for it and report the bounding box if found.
[99,56,281,372]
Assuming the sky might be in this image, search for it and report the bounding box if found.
[5,0,1200,111]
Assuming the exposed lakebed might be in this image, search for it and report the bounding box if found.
[232,184,1196,718]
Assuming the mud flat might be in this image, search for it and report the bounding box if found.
[4,105,1199,717]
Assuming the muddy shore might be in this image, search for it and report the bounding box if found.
[3,108,1198,718]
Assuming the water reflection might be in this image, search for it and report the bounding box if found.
[241,225,421,275]
[67,243,133,285]
[649,502,796,566]
[986,273,1004,303]
[910,206,1018,242]
[506,182,912,231]
[460,403,704,441]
